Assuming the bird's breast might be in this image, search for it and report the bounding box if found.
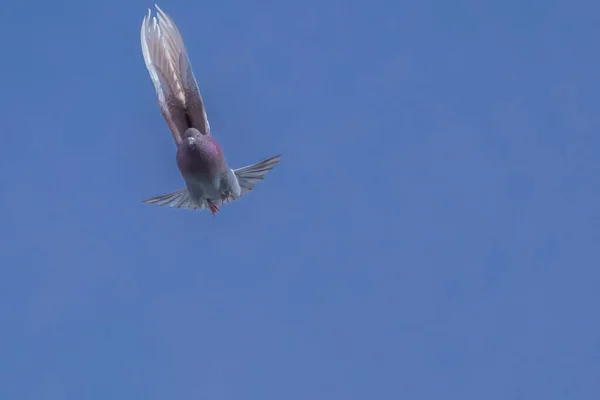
[176,138,224,177]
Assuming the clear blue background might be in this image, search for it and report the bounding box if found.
[1,0,598,398]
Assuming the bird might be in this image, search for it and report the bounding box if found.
[140,5,280,215]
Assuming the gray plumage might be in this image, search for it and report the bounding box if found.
[140,5,280,214]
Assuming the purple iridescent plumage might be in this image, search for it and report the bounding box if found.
[140,5,280,214]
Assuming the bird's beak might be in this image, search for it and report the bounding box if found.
[186,136,195,146]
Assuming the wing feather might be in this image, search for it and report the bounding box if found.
[140,5,211,144]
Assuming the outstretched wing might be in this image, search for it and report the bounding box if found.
[140,5,211,144]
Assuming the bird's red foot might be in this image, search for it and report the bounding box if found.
[207,201,220,216]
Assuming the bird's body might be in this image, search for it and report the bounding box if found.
[176,128,241,213]
[140,5,280,214]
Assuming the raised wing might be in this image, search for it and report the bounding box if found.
[140,5,211,144]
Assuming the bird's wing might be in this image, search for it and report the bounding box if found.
[140,5,211,144]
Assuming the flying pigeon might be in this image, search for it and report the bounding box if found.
[140,5,280,215]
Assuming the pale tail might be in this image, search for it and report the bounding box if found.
[142,188,202,210]
[233,155,281,196]
[142,188,230,210]
[143,155,281,210]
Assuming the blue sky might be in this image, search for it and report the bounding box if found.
[1,0,599,398]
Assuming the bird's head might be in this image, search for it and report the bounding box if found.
[182,128,203,147]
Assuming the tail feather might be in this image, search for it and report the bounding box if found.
[142,188,221,210]
[143,154,281,211]
[233,155,281,196]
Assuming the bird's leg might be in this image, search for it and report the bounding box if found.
[221,190,231,204]
[207,200,220,216]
